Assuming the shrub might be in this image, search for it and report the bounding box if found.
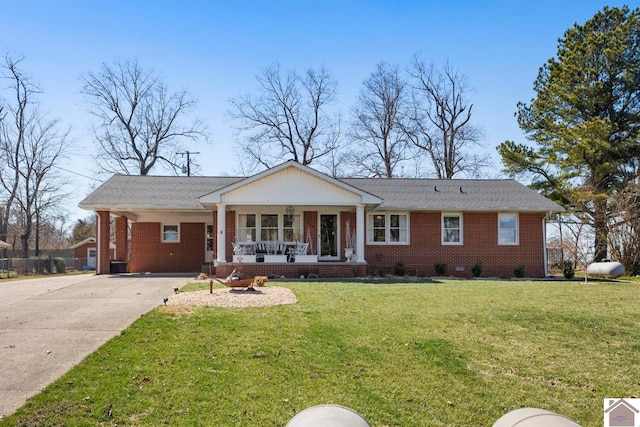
[307,273,319,279]
[434,263,447,276]
[54,258,66,274]
[394,261,405,276]
[367,265,380,277]
[514,265,525,278]
[563,260,575,279]
[471,260,483,277]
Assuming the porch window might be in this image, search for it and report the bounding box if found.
[238,214,256,242]
[162,224,179,242]
[260,214,279,241]
[367,213,409,244]
[498,213,519,245]
[442,213,462,245]
[283,214,302,242]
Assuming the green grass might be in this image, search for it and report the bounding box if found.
[3,279,639,426]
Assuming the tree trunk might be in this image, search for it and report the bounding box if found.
[593,199,608,262]
[21,216,32,261]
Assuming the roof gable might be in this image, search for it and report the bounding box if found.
[199,161,382,205]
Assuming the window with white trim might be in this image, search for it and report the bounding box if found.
[236,212,305,243]
[442,213,462,245]
[367,213,409,244]
[283,214,302,242]
[498,213,519,245]
[260,214,279,241]
[162,224,179,242]
[389,214,408,242]
[238,214,256,242]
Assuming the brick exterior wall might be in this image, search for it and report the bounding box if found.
[96,211,111,274]
[225,210,236,263]
[124,211,547,277]
[304,211,317,254]
[115,216,128,262]
[364,212,546,278]
[129,222,205,273]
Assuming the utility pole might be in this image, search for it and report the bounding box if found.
[177,151,200,176]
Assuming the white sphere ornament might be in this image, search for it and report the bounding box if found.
[286,404,370,427]
[493,408,581,427]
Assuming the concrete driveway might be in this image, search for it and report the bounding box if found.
[0,273,191,418]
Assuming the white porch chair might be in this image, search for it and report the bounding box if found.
[288,242,309,255]
[233,242,254,255]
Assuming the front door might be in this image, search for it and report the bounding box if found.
[87,248,96,268]
[319,214,339,259]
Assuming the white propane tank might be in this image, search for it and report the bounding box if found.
[493,408,581,427]
[586,261,625,278]
[286,404,370,427]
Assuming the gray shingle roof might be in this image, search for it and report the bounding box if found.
[79,174,563,213]
[79,175,242,210]
[341,178,563,212]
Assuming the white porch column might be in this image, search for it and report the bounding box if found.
[216,203,226,263]
[356,204,365,263]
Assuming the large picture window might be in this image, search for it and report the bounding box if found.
[498,213,519,245]
[367,213,409,244]
[442,213,462,245]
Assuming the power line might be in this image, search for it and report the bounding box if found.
[52,166,102,182]
[177,151,200,176]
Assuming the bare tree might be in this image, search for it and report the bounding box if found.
[350,61,410,178]
[229,64,339,172]
[405,58,488,179]
[82,58,205,176]
[0,56,70,259]
[607,183,640,275]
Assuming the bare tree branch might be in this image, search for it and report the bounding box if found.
[0,55,71,258]
[350,61,411,178]
[82,58,205,176]
[405,58,488,179]
[229,64,339,172]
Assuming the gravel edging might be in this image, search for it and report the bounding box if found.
[164,286,297,308]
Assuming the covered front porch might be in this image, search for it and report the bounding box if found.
[211,205,369,278]
[200,161,381,275]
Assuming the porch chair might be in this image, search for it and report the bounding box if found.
[288,242,309,256]
[233,242,253,255]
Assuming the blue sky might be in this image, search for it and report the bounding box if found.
[1,0,636,221]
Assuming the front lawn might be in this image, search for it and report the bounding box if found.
[4,279,638,426]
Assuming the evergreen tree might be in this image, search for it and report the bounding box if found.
[498,6,640,261]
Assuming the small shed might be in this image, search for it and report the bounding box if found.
[70,237,115,270]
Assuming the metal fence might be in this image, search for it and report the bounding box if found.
[0,257,93,278]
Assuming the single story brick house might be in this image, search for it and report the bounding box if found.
[78,160,563,278]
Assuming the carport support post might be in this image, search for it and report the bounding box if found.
[96,211,111,275]
[115,216,128,262]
